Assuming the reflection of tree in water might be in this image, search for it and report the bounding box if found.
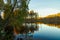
[39,13,60,28]
[14,10,38,40]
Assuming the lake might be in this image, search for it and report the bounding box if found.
[33,24,60,40]
[14,24,60,40]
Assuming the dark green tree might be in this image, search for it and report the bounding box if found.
[0,0,38,40]
[0,0,30,40]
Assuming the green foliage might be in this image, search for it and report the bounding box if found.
[0,0,30,40]
[0,0,4,10]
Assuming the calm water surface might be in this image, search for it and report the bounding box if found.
[33,24,60,40]
[15,24,60,40]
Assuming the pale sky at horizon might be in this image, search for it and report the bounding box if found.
[29,0,60,17]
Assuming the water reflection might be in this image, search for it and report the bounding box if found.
[33,24,60,40]
[15,24,60,40]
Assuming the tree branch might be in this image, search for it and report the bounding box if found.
[4,0,17,27]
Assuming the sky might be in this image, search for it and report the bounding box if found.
[29,0,60,34]
[29,0,60,17]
